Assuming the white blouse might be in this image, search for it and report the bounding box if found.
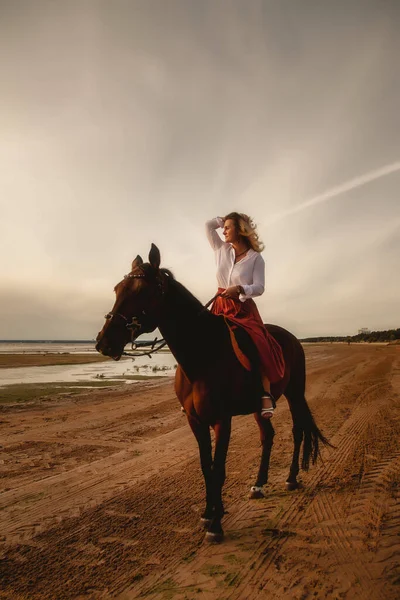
[206,218,265,303]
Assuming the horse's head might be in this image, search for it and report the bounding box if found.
[95,244,167,360]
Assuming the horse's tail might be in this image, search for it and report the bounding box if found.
[299,399,332,471]
[285,340,333,471]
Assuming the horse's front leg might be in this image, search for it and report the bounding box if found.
[206,418,232,543]
[187,419,214,526]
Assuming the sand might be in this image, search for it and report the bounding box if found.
[0,344,399,599]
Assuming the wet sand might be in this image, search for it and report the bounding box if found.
[0,353,110,369]
[0,344,399,599]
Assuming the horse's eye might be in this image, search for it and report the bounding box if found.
[104,313,112,320]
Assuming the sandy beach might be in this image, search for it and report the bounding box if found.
[0,343,399,599]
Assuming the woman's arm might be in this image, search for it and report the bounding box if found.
[239,253,265,301]
[205,217,225,250]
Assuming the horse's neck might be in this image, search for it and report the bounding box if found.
[159,280,212,341]
[158,280,220,375]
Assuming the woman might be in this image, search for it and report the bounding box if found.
[205,212,285,418]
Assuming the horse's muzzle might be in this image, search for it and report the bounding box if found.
[95,337,121,360]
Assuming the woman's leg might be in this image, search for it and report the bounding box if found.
[261,374,275,419]
[262,374,271,394]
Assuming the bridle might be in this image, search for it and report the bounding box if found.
[104,270,168,354]
[104,273,146,335]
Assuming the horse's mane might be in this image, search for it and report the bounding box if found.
[141,263,206,312]
[166,274,204,309]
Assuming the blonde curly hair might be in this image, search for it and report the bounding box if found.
[223,212,265,253]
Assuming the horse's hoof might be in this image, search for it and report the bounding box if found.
[205,530,224,543]
[285,480,298,491]
[249,486,265,499]
[200,517,212,529]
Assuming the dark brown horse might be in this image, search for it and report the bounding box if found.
[96,245,330,542]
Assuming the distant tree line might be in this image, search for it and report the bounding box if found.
[301,328,400,344]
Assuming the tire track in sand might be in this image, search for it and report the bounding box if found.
[128,379,395,600]
[224,381,397,599]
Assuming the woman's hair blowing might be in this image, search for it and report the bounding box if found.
[224,212,264,253]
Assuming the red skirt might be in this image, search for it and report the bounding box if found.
[211,289,285,383]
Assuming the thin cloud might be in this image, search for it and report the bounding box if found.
[268,161,400,224]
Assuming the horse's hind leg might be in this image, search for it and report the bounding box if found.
[286,413,303,491]
[285,380,306,490]
[284,344,306,491]
[249,414,275,499]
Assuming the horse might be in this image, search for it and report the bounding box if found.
[96,244,330,542]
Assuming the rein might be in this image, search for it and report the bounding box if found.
[122,337,168,358]
[202,292,222,311]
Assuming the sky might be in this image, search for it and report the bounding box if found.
[0,0,399,340]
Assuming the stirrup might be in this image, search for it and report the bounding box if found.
[261,406,274,418]
[260,392,275,419]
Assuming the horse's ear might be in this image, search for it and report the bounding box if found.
[131,255,143,270]
[149,244,160,270]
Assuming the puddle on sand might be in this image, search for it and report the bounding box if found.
[0,353,177,387]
